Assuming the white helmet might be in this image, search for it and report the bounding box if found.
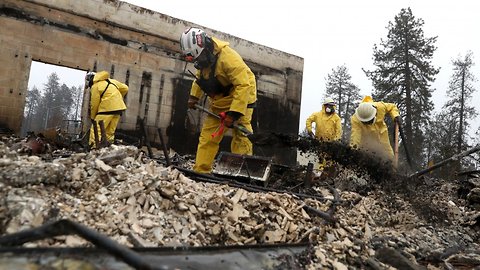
[85,71,95,87]
[355,102,377,122]
[180,27,208,62]
[323,97,335,106]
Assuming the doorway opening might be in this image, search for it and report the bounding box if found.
[21,61,87,138]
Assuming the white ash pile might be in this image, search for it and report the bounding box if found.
[0,141,479,269]
[0,143,338,247]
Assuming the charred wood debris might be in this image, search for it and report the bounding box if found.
[0,130,479,270]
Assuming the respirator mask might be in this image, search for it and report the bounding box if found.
[325,105,335,114]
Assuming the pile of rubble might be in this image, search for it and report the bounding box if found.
[0,137,480,269]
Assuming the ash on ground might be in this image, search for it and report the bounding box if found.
[0,134,479,269]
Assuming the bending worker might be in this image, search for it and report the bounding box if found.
[306,97,342,141]
[180,27,257,173]
[86,71,128,149]
[350,96,400,161]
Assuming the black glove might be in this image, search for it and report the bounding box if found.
[187,96,199,109]
[224,111,242,128]
[223,114,235,128]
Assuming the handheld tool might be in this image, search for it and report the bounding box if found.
[193,104,253,137]
[397,120,413,169]
[393,121,400,168]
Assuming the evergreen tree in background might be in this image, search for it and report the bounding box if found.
[421,52,477,177]
[32,72,62,130]
[424,111,458,178]
[43,72,61,109]
[21,86,41,135]
[70,85,84,120]
[364,7,439,166]
[443,51,477,155]
[21,72,80,134]
[48,83,74,128]
[325,65,361,142]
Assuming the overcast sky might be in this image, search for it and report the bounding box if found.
[29,0,480,138]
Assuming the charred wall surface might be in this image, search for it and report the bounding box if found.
[0,0,303,164]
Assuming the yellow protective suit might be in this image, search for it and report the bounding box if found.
[350,99,399,161]
[89,71,128,148]
[190,37,257,173]
[306,105,342,141]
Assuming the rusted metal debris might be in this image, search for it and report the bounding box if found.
[10,132,50,155]
[0,219,154,270]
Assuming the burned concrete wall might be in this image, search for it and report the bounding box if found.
[0,0,303,165]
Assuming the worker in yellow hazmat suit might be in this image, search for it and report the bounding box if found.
[86,71,128,149]
[180,27,257,173]
[350,96,400,161]
[306,97,342,141]
[304,97,342,171]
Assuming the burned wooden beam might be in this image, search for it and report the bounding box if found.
[302,205,336,224]
[157,128,171,166]
[409,144,480,178]
[92,120,99,149]
[304,162,313,189]
[139,118,153,158]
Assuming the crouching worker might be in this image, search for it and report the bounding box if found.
[180,27,257,173]
[350,96,400,162]
[86,71,128,149]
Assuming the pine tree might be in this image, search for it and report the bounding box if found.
[424,112,458,178]
[47,83,74,128]
[23,72,82,132]
[443,51,477,155]
[424,51,478,175]
[43,73,61,108]
[70,85,84,120]
[325,65,361,142]
[29,72,77,130]
[364,7,439,165]
[21,86,41,135]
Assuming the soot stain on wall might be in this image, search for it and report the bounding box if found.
[167,78,198,155]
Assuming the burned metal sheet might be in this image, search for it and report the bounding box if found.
[213,152,272,182]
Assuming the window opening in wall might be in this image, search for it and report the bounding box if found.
[21,61,86,138]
